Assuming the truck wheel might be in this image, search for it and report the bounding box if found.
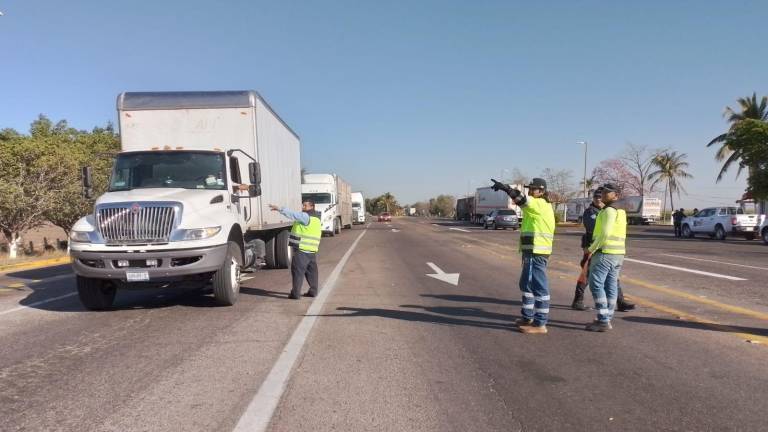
[333,218,341,235]
[682,224,693,238]
[714,225,726,241]
[763,228,768,245]
[275,230,292,269]
[77,276,116,310]
[265,234,277,269]
[212,241,242,306]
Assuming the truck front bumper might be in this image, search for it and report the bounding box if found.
[70,244,228,281]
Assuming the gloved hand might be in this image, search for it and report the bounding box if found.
[490,178,510,192]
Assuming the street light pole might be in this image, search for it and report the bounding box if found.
[577,141,588,197]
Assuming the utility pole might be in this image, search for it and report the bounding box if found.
[577,141,588,197]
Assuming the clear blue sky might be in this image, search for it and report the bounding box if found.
[2,0,765,209]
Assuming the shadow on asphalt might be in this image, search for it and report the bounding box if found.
[317,305,585,331]
[421,294,521,306]
[240,286,291,299]
[7,263,73,279]
[622,316,768,337]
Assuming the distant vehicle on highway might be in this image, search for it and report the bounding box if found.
[566,195,661,225]
[378,212,392,222]
[302,173,353,236]
[69,90,301,310]
[351,192,366,224]
[483,209,519,230]
[681,207,764,240]
[472,185,526,224]
[455,197,474,221]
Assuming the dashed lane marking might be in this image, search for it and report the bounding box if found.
[660,254,768,271]
[449,228,471,233]
[233,228,368,432]
[623,258,746,281]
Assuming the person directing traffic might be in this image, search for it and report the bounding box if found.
[491,177,555,335]
[269,200,322,299]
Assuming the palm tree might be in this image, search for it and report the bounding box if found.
[649,151,693,218]
[707,93,768,181]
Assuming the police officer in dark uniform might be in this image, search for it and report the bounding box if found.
[571,188,635,311]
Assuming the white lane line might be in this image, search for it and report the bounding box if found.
[624,258,747,281]
[660,254,768,271]
[233,228,368,432]
[0,292,78,316]
[448,228,471,233]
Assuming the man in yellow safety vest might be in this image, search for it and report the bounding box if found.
[269,200,322,299]
[491,177,555,335]
[585,183,627,331]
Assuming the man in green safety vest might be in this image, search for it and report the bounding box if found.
[269,200,322,299]
[585,183,627,331]
[491,177,556,335]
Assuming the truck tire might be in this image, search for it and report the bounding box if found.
[265,234,277,269]
[714,225,726,241]
[212,241,242,306]
[763,228,768,245]
[275,229,292,269]
[333,218,341,235]
[682,224,693,238]
[77,276,116,310]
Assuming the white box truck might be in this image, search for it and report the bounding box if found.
[351,192,366,224]
[472,185,526,224]
[617,196,662,225]
[302,174,353,236]
[69,91,301,309]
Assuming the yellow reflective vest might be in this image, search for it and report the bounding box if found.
[590,206,627,255]
[290,214,322,253]
[519,197,556,255]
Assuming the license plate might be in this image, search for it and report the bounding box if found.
[126,271,150,282]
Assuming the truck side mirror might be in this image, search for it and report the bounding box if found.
[249,162,261,185]
[81,166,94,199]
[249,184,262,197]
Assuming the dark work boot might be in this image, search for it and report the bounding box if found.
[616,284,635,312]
[571,284,588,311]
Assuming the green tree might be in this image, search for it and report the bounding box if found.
[648,151,693,217]
[722,119,768,200]
[707,93,768,181]
[429,195,455,217]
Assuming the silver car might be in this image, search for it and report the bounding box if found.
[483,209,519,230]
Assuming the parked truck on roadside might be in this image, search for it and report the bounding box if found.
[472,185,525,224]
[351,192,366,224]
[455,197,474,221]
[301,173,352,236]
[69,91,302,309]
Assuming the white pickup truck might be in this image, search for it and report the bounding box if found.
[681,206,765,240]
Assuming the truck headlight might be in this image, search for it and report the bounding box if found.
[70,230,92,243]
[179,226,221,241]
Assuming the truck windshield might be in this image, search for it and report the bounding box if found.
[302,193,332,204]
[352,203,361,208]
[108,151,227,191]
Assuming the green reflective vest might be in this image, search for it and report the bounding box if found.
[593,207,627,255]
[290,215,322,253]
[519,197,556,255]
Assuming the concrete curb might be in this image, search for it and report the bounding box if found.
[0,256,72,273]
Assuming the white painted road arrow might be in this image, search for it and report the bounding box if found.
[425,262,460,286]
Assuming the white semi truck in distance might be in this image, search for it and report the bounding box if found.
[472,185,526,224]
[69,91,302,309]
[301,174,353,236]
[351,192,366,224]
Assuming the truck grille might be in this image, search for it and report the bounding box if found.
[96,204,179,244]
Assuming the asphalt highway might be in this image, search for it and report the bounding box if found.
[1,218,767,431]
